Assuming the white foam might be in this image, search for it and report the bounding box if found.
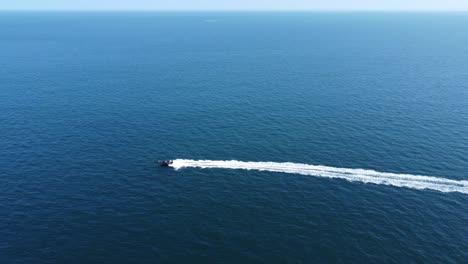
[170,159,468,194]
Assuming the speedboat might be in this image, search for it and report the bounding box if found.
[158,160,173,167]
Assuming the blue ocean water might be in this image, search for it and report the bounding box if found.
[1,12,467,263]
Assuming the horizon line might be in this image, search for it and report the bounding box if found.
[2,9,468,12]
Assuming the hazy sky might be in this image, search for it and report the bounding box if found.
[2,0,468,11]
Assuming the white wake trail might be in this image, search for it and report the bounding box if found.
[170,159,468,194]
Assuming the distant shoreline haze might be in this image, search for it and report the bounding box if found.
[2,0,468,12]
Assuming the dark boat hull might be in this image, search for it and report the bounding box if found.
[158,160,173,167]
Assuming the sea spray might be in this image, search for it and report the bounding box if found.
[170,159,468,194]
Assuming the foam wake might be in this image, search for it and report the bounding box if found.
[170,159,468,194]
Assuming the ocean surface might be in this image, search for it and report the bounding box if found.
[1,12,468,263]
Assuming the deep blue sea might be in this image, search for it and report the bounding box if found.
[1,12,468,263]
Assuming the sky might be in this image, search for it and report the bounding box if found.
[1,0,468,11]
